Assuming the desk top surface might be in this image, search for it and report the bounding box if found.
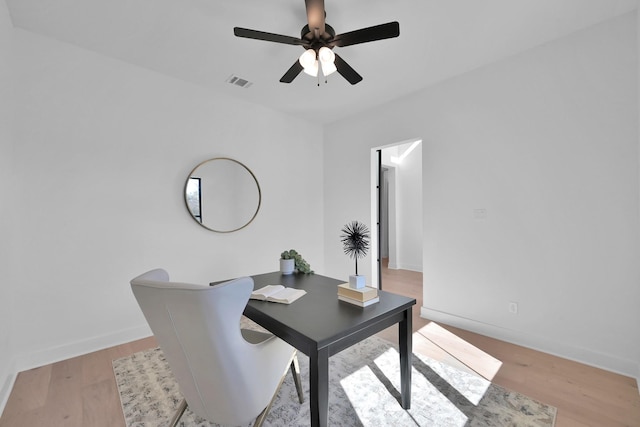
[216,272,416,351]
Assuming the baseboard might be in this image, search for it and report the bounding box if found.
[387,263,423,272]
[15,324,152,373]
[421,306,639,380]
[398,263,423,273]
[0,363,17,417]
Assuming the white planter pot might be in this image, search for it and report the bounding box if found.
[349,275,366,289]
[280,258,295,275]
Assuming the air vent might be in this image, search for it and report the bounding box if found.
[226,75,253,89]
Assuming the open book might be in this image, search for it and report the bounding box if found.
[250,285,306,304]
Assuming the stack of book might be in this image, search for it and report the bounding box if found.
[337,283,379,307]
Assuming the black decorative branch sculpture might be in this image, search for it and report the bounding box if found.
[340,220,370,275]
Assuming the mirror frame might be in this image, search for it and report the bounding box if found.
[184,157,262,233]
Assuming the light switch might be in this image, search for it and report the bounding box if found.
[473,208,487,220]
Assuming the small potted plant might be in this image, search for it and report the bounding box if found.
[340,221,370,289]
[280,249,314,275]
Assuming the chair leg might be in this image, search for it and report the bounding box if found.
[290,353,304,403]
[253,405,270,427]
[168,398,188,427]
[253,371,287,427]
[254,352,303,427]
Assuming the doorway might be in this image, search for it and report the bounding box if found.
[371,139,423,290]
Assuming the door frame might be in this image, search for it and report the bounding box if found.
[370,138,423,290]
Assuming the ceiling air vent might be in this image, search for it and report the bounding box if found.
[226,75,252,89]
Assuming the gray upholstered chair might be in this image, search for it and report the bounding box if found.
[130,268,304,427]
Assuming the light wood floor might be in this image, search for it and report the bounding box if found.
[1,265,639,427]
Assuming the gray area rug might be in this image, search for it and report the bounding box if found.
[113,332,556,426]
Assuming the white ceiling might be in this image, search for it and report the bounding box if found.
[6,0,638,124]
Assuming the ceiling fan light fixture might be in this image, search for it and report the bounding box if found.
[320,60,337,77]
[303,60,319,76]
[318,47,337,76]
[299,48,318,76]
[318,46,335,63]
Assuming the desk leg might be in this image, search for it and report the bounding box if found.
[399,307,412,409]
[309,347,329,427]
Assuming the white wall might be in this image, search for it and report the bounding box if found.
[9,29,325,372]
[0,0,15,411]
[396,143,422,272]
[324,13,640,378]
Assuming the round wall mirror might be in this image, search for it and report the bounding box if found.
[184,157,261,233]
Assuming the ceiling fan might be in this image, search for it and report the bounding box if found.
[233,0,399,85]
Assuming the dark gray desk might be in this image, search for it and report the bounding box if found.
[215,272,416,427]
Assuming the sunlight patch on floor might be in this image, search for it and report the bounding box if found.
[340,346,471,426]
[418,322,503,381]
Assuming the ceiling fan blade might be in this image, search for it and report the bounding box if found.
[280,60,304,83]
[330,21,400,48]
[334,53,362,85]
[234,27,305,46]
[305,0,325,37]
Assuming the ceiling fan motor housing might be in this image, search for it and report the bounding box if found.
[301,23,336,48]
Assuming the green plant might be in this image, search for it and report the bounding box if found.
[280,249,314,274]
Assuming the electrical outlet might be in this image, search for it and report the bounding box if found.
[508,302,518,314]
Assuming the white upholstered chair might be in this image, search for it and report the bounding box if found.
[130,268,304,427]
